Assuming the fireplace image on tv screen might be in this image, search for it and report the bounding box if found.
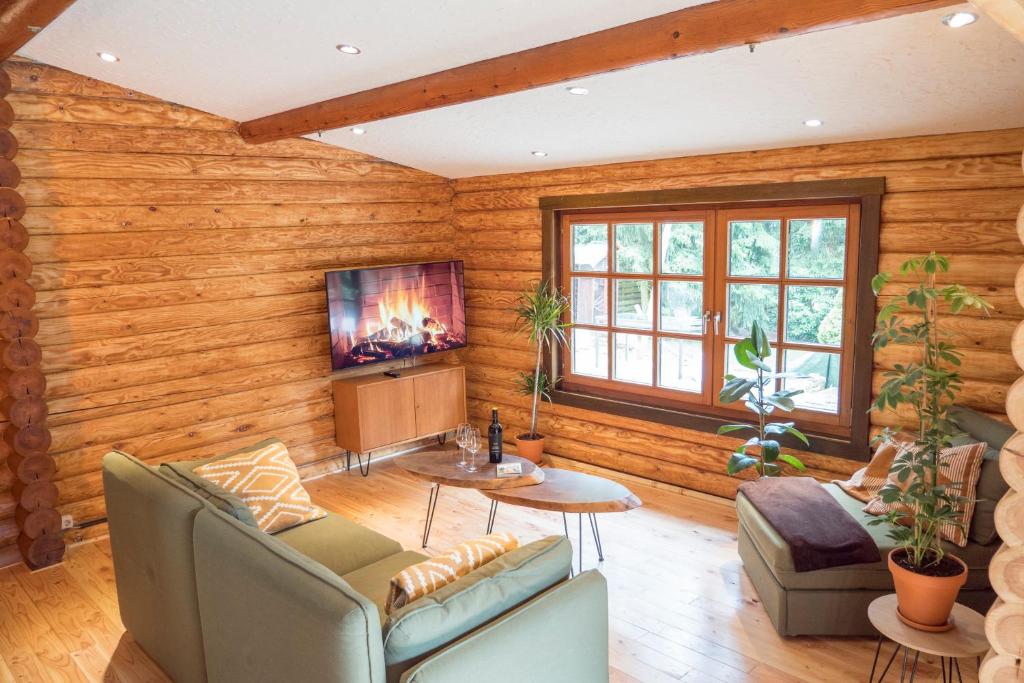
[326,260,467,370]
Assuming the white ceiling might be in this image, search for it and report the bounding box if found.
[19,1,1024,178]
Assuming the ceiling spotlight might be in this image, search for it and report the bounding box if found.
[941,12,977,28]
[566,86,589,96]
[351,127,366,135]
[336,44,362,55]
[531,151,548,157]
[97,51,119,63]
[803,119,824,128]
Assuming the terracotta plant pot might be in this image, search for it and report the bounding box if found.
[514,434,545,464]
[888,549,967,629]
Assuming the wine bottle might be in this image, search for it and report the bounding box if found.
[488,407,503,463]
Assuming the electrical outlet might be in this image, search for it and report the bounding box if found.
[60,514,74,530]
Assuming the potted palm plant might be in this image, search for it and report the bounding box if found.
[869,252,991,629]
[512,281,571,463]
[717,321,807,476]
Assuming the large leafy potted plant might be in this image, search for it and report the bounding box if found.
[512,281,571,463]
[868,252,991,629]
[717,321,808,477]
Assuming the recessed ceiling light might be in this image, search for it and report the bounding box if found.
[97,51,119,63]
[337,44,361,55]
[531,151,548,157]
[351,127,366,135]
[803,119,824,128]
[566,86,589,96]
[942,11,977,28]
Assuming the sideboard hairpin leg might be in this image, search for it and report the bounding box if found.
[355,452,371,477]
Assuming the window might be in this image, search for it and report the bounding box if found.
[558,199,866,440]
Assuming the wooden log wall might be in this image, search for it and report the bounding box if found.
[0,59,61,570]
[452,127,1024,498]
[980,145,1024,683]
[0,59,453,568]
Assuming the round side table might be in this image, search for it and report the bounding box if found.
[867,594,989,682]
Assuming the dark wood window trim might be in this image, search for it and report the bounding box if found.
[540,178,884,461]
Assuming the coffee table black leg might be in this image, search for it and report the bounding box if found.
[953,657,963,683]
[578,513,584,575]
[561,513,575,577]
[898,645,910,683]
[486,500,498,534]
[422,484,440,548]
[588,513,604,561]
[908,650,920,682]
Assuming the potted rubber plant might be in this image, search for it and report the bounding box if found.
[868,252,991,629]
[512,281,571,463]
[717,321,808,477]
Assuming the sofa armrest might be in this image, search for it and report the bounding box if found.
[399,570,609,683]
[193,507,387,683]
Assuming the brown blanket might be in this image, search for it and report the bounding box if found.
[739,477,880,572]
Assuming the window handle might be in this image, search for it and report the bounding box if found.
[702,310,711,335]
[713,312,721,335]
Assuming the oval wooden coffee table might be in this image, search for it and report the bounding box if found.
[479,468,642,573]
[867,594,989,682]
[395,450,543,547]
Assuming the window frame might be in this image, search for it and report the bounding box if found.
[560,209,716,405]
[540,178,884,460]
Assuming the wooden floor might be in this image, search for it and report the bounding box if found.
[0,457,980,682]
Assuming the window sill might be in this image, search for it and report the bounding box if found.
[550,387,870,461]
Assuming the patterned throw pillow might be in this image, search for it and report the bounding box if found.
[863,441,986,547]
[386,532,519,614]
[193,441,325,534]
[833,435,910,503]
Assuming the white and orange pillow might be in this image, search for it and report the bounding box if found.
[386,532,519,613]
[193,440,325,534]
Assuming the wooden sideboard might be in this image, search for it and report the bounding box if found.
[332,364,467,475]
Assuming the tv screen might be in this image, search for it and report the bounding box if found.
[325,260,467,370]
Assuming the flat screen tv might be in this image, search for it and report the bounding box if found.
[325,260,467,371]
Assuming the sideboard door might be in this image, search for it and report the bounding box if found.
[413,367,466,437]
[357,378,417,451]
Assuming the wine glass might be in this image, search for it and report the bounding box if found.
[464,427,480,473]
[455,422,470,468]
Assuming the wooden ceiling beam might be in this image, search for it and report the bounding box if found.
[239,0,958,144]
[0,0,77,62]
[971,0,1024,41]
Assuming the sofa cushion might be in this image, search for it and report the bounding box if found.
[949,406,1012,545]
[380,536,571,678]
[950,405,1014,449]
[342,550,430,624]
[160,439,285,527]
[737,483,997,591]
[274,511,404,577]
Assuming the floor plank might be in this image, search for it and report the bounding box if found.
[0,456,981,682]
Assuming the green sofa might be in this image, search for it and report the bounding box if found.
[736,406,1008,636]
[102,447,609,683]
